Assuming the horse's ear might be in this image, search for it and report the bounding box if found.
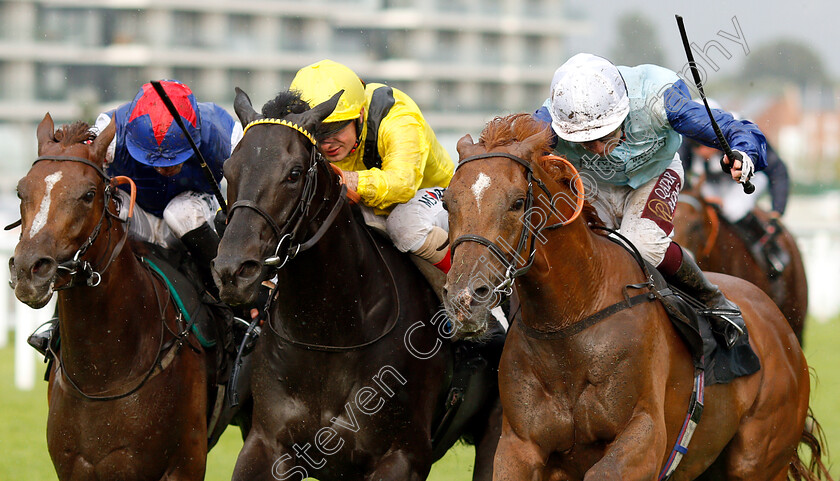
[456,134,475,159]
[36,113,55,154]
[234,87,259,127]
[91,120,116,164]
[515,130,548,160]
[302,90,343,126]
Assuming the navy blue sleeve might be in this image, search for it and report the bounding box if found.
[533,105,558,150]
[663,79,767,171]
[762,143,790,215]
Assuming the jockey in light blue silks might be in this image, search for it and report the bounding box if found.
[534,53,767,348]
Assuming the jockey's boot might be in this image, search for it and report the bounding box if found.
[180,222,221,299]
[28,306,59,358]
[664,246,745,348]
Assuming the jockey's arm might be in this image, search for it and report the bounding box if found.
[663,80,767,182]
[355,114,428,211]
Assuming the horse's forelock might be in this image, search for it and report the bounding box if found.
[54,121,95,146]
[262,90,311,118]
[478,113,603,229]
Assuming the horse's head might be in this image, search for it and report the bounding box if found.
[212,88,341,305]
[672,190,712,260]
[11,114,117,308]
[442,114,556,337]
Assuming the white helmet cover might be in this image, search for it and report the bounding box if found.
[549,53,630,143]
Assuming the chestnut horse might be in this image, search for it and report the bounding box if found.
[211,89,501,480]
[443,114,829,480]
[10,115,212,480]
[673,191,808,343]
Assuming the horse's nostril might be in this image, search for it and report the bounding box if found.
[31,257,56,279]
[472,285,491,302]
[236,260,262,280]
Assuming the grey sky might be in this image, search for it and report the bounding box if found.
[566,0,838,78]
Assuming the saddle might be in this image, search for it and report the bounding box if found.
[605,233,762,386]
[730,210,790,277]
[351,206,503,457]
[133,241,255,448]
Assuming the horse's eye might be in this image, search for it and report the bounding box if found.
[511,198,525,211]
[287,168,302,182]
[83,190,96,202]
[441,200,448,212]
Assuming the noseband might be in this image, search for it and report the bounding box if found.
[227,119,349,270]
[450,152,585,296]
[25,155,131,289]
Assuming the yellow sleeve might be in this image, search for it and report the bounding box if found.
[356,111,428,211]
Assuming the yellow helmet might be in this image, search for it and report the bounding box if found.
[290,59,365,124]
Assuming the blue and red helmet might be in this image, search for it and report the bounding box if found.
[125,80,201,167]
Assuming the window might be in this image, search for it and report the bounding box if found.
[279,17,309,52]
[111,67,143,102]
[172,68,201,92]
[480,33,502,64]
[436,31,459,62]
[480,82,504,112]
[170,11,203,48]
[434,81,458,112]
[103,10,144,45]
[383,0,414,8]
[36,64,68,101]
[437,0,468,13]
[37,7,99,46]
[229,15,256,52]
[228,69,253,96]
[332,28,368,55]
[371,30,409,60]
[523,35,543,66]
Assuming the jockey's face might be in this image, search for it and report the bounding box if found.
[580,126,623,156]
[317,111,362,163]
[154,163,184,177]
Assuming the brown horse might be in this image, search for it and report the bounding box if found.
[10,115,212,480]
[442,113,830,481]
[673,190,808,343]
[211,89,501,480]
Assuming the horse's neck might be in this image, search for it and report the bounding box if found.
[274,203,391,344]
[516,220,615,330]
[58,229,161,382]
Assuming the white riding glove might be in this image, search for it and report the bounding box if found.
[731,150,754,183]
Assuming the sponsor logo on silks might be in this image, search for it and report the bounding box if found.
[417,188,447,208]
[642,168,681,233]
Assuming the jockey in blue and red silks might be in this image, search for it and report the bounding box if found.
[28,80,243,356]
[92,80,242,295]
[534,53,768,348]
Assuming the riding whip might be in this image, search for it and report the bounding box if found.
[675,15,755,194]
[149,80,229,213]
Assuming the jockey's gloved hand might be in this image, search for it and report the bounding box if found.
[726,150,754,183]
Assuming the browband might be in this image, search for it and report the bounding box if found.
[243,118,317,145]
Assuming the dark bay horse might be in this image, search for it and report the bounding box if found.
[443,113,829,480]
[10,115,212,480]
[211,88,501,480]
[673,191,808,343]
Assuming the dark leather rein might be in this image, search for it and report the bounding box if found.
[228,123,401,352]
[9,155,129,289]
[450,152,584,296]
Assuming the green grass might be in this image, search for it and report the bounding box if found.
[2,319,838,479]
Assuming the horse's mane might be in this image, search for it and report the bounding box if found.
[478,113,603,228]
[262,90,311,118]
[54,121,95,146]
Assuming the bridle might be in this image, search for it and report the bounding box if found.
[450,152,585,296]
[227,118,349,270]
[227,118,401,352]
[14,155,136,289]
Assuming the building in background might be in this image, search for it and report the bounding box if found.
[0,0,588,192]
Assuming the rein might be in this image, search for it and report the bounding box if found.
[30,155,136,289]
[450,152,585,295]
[230,118,400,352]
[228,121,349,269]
